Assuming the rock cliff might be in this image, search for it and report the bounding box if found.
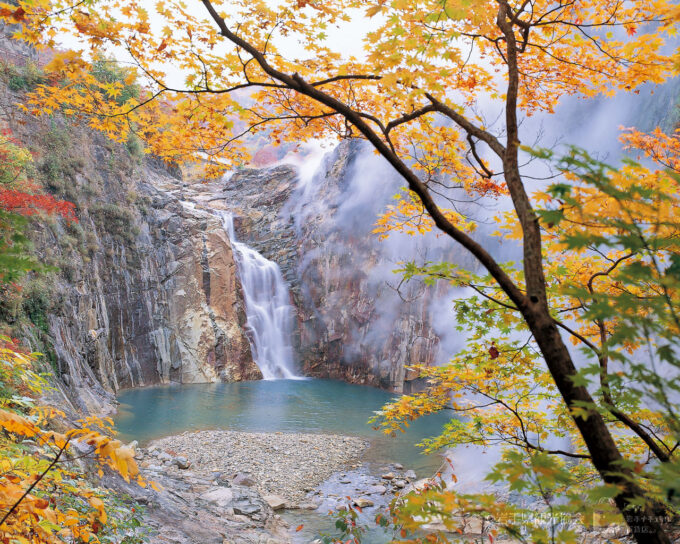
[2,46,446,408]
[5,113,259,414]
[183,140,444,393]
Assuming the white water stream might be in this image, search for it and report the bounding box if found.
[219,212,300,379]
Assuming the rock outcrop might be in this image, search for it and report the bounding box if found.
[182,140,444,393]
[290,141,442,392]
[4,49,444,407]
[12,117,259,414]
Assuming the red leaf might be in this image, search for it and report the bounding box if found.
[12,7,25,21]
[295,524,304,532]
[0,188,77,222]
[489,345,499,359]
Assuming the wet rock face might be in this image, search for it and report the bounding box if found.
[216,140,441,393]
[290,141,440,392]
[26,124,440,409]
[28,130,258,415]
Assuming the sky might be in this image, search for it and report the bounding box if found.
[54,0,378,89]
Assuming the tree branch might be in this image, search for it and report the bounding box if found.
[200,0,527,310]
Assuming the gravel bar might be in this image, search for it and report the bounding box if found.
[149,430,369,502]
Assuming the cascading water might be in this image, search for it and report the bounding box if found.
[219,212,300,379]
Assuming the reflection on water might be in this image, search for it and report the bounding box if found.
[115,378,451,476]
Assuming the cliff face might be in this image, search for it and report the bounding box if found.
[193,140,442,393]
[4,69,442,409]
[290,142,441,392]
[10,117,259,415]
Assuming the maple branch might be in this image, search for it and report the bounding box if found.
[200,0,527,310]
[551,319,600,354]
[467,134,495,179]
[0,438,70,527]
[467,283,518,311]
[311,74,382,86]
[384,104,437,136]
[197,111,340,156]
[469,385,592,459]
[580,251,676,463]
[519,440,591,460]
[425,94,506,158]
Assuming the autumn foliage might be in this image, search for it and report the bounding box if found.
[0,127,76,282]
[0,336,153,543]
[0,0,680,542]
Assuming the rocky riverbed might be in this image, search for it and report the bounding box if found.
[123,429,429,543]
[113,429,654,544]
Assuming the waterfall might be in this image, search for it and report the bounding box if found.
[219,212,300,380]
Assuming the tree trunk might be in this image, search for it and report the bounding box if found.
[522,304,670,544]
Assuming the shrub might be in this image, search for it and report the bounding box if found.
[125,132,144,160]
[1,61,45,92]
[39,124,86,196]
[21,279,52,333]
[90,203,139,244]
[90,56,140,106]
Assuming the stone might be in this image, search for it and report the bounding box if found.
[174,456,190,469]
[366,485,387,495]
[381,473,395,480]
[233,473,256,487]
[353,497,374,508]
[158,451,172,463]
[201,487,234,508]
[393,463,404,470]
[464,517,484,534]
[296,502,319,510]
[231,497,262,516]
[393,480,406,489]
[601,525,629,539]
[404,470,417,480]
[263,495,287,510]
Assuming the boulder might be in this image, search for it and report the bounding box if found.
[158,451,172,463]
[353,497,374,508]
[174,456,190,469]
[263,495,288,511]
[231,494,263,516]
[381,473,395,480]
[404,470,417,480]
[201,487,234,508]
[233,473,256,487]
[366,485,387,495]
